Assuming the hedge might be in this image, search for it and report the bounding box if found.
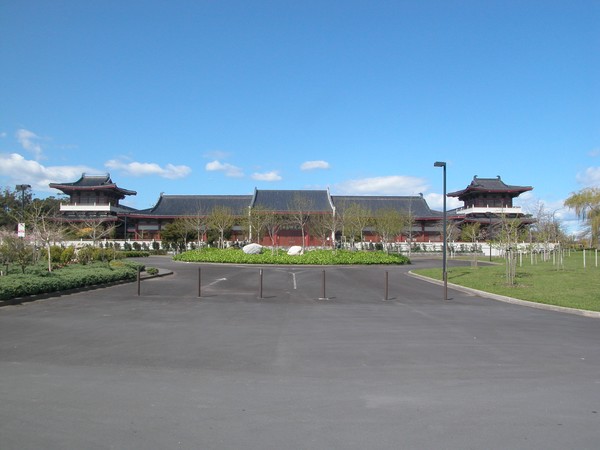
[0,261,141,300]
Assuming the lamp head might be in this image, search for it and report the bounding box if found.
[434,161,446,168]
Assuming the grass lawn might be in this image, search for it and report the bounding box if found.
[414,250,600,312]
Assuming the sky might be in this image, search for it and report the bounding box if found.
[1,1,598,234]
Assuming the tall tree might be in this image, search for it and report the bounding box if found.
[564,187,600,247]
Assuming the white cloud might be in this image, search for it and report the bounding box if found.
[424,192,462,211]
[334,175,430,196]
[252,170,282,181]
[576,166,600,187]
[105,159,191,179]
[0,152,95,191]
[15,128,44,160]
[300,160,330,171]
[205,160,244,178]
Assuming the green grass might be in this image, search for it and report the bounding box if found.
[414,251,600,311]
[174,247,410,265]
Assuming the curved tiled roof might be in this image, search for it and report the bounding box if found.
[251,190,333,212]
[332,195,441,219]
[49,173,137,196]
[138,194,253,217]
[448,176,532,198]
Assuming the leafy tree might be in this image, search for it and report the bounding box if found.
[564,187,600,247]
[373,208,406,253]
[342,203,371,247]
[161,219,197,251]
[208,206,235,249]
[0,186,32,229]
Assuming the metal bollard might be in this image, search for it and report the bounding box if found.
[319,270,328,300]
[137,267,141,296]
[384,271,389,301]
[258,269,263,299]
[198,267,202,298]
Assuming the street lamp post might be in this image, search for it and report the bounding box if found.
[433,162,448,300]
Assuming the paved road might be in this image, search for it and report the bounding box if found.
[1,256,599,449]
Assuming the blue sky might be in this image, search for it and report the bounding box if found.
[1,1,598,233]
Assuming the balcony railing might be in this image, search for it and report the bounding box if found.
[60,203,117,212]
[455,206,523,216]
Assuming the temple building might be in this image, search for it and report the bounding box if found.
[49,173,533,245]
[447,176,535,235]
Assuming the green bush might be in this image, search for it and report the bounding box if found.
[174,248,410,265]
[146,267,159,275]
[60,246,76,264]
[0,261,140,300]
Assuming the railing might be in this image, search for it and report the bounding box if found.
[60,203,116,212]
[454,206,523,215]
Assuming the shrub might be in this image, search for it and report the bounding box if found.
[174,248,410,265]
[0,261,140,300]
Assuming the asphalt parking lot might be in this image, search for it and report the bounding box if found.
[1,256,599,449]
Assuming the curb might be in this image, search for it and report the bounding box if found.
[408,271,600,319]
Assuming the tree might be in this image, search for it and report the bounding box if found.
[342,203,371,248]
[161,219,197,252]
[263,212,282,253]
[373,208,406,253]
[249,205,272,244]
[0,185,32,229]
[287,195,313,250]
[181,209,209,247]
[208,206,235,249]
[460,222,482,266]
[495,215,526,286]
[28,198,66,272]
[308,213,336,248]
[70,217,117,246]
[564,188,600,248]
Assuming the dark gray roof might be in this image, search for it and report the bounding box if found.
[49,173,136,196]
[251,190,333,212]
[448,176,532,198]
[139,195,253,217]
[332,195,441,219]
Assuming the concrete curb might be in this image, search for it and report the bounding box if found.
[408,271,600,319]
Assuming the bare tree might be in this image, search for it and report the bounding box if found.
[342,203,371,248]
[70,217,117,247]
[208,206,235,249]
[28,199,66,272]
[308,213,336,248]
[287,195,313,250]
[374,208,406,253]
[182,208,209,247]
[460,222,482,267]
